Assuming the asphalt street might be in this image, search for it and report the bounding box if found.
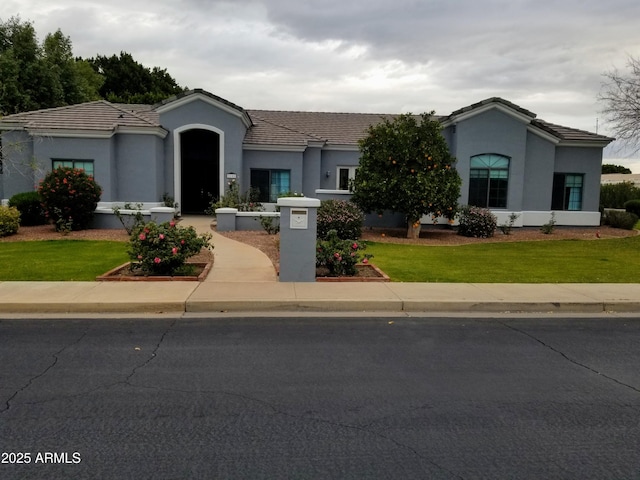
[1,315,639,479]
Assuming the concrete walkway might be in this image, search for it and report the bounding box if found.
[180,216,276,282]
[0,216,638,315]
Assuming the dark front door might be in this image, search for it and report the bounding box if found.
[180,129,220,213]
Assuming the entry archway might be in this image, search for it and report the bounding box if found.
[174,125,224,214]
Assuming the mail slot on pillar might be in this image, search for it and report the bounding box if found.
[290,209,308,229]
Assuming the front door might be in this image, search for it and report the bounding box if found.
[180,129,220,213]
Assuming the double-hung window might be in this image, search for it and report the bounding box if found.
[250,169,291,202]
[468,154,509,208]
[551,173,583,211]
[52,159,94,177]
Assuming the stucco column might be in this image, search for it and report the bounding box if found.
[277,197,321,282]
[215,207,238,231]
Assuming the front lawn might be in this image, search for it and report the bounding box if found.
[0,240,128,281]
[366,236,640,283]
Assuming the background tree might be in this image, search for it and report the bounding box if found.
[351,113,461,238]
[0,17,103,115]
[602,163,632,174]
[599,55,640,153]
[84,52,186,104]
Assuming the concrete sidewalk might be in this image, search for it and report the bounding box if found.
[0,216,638,315]
[0,280,639,315]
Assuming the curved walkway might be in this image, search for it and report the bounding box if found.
[180,215,277,282]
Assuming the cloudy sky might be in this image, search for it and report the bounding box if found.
[2,0,640,171]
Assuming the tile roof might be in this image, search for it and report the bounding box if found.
[245,110,398,146]
[0,101,162,132]
[446,97,537,120]
[0,92,612,146]
[532,119,614,143]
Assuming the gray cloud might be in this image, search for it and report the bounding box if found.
[2,0,640,168]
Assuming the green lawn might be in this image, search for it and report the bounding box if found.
[366,236,640,283]
[0,240,129,281]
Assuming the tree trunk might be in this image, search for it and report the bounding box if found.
[407,221,421,239]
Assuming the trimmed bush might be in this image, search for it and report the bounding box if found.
[8,191,47,226]
[624,199,640,217]
[457,205,497,238]
[39,167,102,231]
[0,206,21,237]
[606,210,639,230]
[317,199,364,240]
[128,220,213,275]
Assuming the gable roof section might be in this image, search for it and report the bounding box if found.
[155,89,253,129]
[0,100,167,138]
[442,97,613,147]
[445,97,537,123]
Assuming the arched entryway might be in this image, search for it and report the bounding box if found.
[179,128,221,214]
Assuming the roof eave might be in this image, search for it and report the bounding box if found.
[441,101,535,127]
[243,143,307,152]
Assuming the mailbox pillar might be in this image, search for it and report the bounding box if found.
[277,197,321,282]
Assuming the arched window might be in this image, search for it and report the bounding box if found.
[468,154,510,208]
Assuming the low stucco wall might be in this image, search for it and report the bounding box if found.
[91,206,176,229]
[215,208,280,231]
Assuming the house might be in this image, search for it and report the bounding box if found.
[0,89,613,227]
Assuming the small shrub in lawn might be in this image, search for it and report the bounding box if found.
[39,167,102,231]
[606,210,639,230]
[8,191,47,226]
[316,229,372,277]
[457,205,497,238]
[317,199,364,240]
[128,220,213,275]
[624,199,640,217]
[0,205,21,237]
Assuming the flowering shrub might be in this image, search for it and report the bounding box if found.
[8,191,47,226]
[317,199,364,240]
[0,206,21,237]
[39,167,102,231]
[457,205,497,238]
[316,229,372,276]
[128,220,213,275]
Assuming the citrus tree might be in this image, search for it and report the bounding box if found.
[351,113,461,238]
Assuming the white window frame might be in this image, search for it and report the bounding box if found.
[336,166,357,191]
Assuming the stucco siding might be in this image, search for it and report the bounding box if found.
[115,133,164,202]
[302,146,322,195]
[554,146,603,211]
[242,150,304,194]
[33,136,114,200]
[1,131,35,199]
[523,132,556,210]
[454,109,528,209]
[319,149,360,191]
